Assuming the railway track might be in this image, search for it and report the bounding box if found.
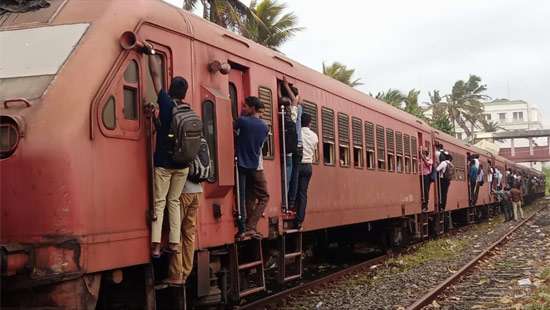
[235,202,548,310]
[409,204,549,310]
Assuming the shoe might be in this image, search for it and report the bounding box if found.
[151,243,161,258]
[162,277,185,287]
[163,243,180,254]
[235,231,246,240]
[244,229,263,239]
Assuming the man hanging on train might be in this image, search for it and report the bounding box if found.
[144,43,200,257]
[165,138,212,285]
[436,152,454,211]
[293,113,318,229]
[234,96,270,239]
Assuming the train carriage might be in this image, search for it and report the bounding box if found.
[0,0,545,308]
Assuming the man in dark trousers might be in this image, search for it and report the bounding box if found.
[234,96,270,238]
[294,113,318,229]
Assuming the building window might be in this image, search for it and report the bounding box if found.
[338,112,350,167]
[485,114,491,121]
[513,112,524,121]
[498,113,506,121]
[322,107,335,165]
[456,133,462,140]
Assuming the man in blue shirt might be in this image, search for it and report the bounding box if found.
[234,96,269,238]
[146,48,189,257]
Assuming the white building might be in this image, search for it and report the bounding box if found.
[455,99,544,144]
[455,99,546,170]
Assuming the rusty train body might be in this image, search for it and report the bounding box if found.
[0,0,545,308]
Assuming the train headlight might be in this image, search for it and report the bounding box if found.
[0,116,21,159]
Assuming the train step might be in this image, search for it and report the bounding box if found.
[278,225,303,284]
[229,238,266,300]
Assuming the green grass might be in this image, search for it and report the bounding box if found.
[525,267,550,310]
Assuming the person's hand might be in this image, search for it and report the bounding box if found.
[144,102,157,117]
[142,41,156,55]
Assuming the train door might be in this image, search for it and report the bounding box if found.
[228,64,250,226]
[417,132,436,212]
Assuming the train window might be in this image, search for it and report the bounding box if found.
[404,134,411,174]
[229,82,238,120]
[365,121,375,170]
[411,137,418,174]
[303,101,319,164]
[376,125,386,170]
[258,86,274,159]
[396,132,403,173]
[352,117,364,169]
[202,100,217,182]
[386,128,395,172]
[124,60,139,83]
[123,87,138,120]
[322,107,335,166]
[102,96,116,130]
[338,112,350,167]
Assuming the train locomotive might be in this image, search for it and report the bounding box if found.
[0,0,545,308]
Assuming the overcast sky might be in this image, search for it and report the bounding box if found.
[164,0,550,123]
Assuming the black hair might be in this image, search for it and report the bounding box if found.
[290,86,299,96]
[169,76,188,99]
[446,153,453,161]
[301,113,312,127]
[245,96,264,111]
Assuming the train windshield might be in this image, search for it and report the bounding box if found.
[0,23,89,101]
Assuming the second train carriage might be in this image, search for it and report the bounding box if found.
[0,0,545,308]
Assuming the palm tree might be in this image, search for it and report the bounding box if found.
[373,89,403,108]
[443,75,490,138]
[483,121,502,133]
[183,0,259,31]
[403,89,424,118]
[427,90,454,135]
[242,0,303,50]
[322,62,363,87]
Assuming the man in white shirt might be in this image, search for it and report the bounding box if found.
[294,113,318,229]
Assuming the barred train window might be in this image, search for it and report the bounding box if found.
[411,136,418,174]
[338,112,350,167]
[258,86,274,159]
[303,101,319,163]
[365,121,375,169]
[376,125,386,170]
[202,100,217,182]
[404,134,411,174]
[322,107,335,165]
[396,131,403,173]
[386,128,395,172]
[352,117,364,169]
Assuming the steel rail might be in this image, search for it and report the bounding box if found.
[236,254,388,309]
[406,204,548,310]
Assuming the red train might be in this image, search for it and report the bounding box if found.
[0,1,544,308]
